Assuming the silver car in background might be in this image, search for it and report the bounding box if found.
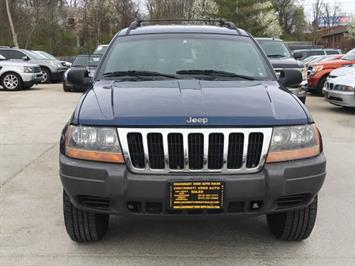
[32,50,72,68]
[327,65,355,80]
[0,54,42,90]
[0,47,68,83]
[323,74,355,108]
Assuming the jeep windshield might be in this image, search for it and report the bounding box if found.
[256,39,292,59]
[98,34,273,81]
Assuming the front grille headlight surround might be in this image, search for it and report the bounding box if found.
[64,69,70,80]
[310,65,323,76]
[266,124,321,163]
[24,66,34,73]
[65,125,124,163]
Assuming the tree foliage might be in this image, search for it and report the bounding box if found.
[0,0,138,55]
[271,0,307,40]
[214,0,274,36]
[0,0,309,55]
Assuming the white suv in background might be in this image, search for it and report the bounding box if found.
[0,54,43,90]
[0,47,68,83]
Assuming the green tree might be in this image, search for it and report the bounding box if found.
[271,0,307,39]
[214,0,273,36]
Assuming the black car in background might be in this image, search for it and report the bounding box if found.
[256,38,308,103]
[63,54,101,92]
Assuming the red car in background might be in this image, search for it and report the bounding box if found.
[308,48,355,94]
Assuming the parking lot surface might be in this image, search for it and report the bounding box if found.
[0,84,355,266]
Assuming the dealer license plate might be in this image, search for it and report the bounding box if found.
[169,181,224,210]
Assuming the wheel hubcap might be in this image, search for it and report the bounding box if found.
[41,71,47,83]
[3,74,18,89]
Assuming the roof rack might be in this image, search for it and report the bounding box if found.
[126,19,240,35]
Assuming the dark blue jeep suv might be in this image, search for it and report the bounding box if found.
[60,20,326,242]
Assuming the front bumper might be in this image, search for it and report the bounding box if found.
[323,88,355,107]
[288,86,307,98]
[21,72,43,83]
[51,69,68,81]
[60,153,326,216]
[63,81,85,92]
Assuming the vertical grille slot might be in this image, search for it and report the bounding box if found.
[168,133,184,170]
[246,133,264,168]
[147,133,164,169]
[227,133,244,169]
[188,133,204,170]
[127,133,145,169]
[208,133,224,169]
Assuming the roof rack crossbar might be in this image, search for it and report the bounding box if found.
[126,19,240,35]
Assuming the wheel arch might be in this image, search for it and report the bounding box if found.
[0,71,23,83]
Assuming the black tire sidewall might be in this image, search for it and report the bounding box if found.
[267,196,318,241]
[317,76,328,94]
[41,68,51,83]
[63,191,109,242]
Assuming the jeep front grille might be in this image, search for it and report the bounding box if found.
[118,128,272,174]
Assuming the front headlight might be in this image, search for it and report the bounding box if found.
[24,66,34,73]
[65,125,124,163]
[334,85,354,92]
[51,61,63,68]
[266,124,321,163]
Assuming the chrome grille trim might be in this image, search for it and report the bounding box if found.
[118,128,273,174]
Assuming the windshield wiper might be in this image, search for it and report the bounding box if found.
[103,70,177,79]
[176,69,257,80]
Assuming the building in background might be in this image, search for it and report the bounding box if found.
[319,26,352,51]
[317,16,355,51]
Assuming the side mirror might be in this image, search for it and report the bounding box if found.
[293,51,302,60]
[22,56,30,61]
[0,54,5,61]
[278,69,303,88]
[67,69,92,90]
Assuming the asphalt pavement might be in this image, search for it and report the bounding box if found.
[0,84,354,266]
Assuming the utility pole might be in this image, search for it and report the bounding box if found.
[5,0,19,47]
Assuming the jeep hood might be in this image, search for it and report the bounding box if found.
[77,80,311,126]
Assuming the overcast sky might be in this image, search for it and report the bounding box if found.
[299,0,355,20]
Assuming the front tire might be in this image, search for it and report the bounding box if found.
[316,76,327,95]
[63,83,71,92]
[1,72,23,90]
[63,191,109,242]
[267,196,317,241]
[23,84,34,89]
[41,68,51,83]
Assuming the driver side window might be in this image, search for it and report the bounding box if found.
[7,50,26,60]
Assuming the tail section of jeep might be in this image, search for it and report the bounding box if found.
[59,20,326,242]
